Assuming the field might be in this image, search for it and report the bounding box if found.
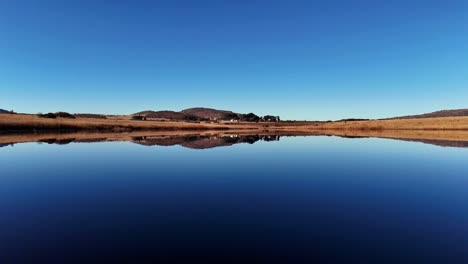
[0,113,260,133]
[292,116,468,131]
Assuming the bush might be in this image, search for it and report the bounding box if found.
[262,115,280,122]
[37,113,57,118]
[55,112,75,119]
[132,115,146,121]
[184,114,201,121]
[223,112,240,121]
[74,114,107,119]
[241,113,260,122]
[336,118,370,122]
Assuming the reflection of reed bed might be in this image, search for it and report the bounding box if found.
[307,129,468,142]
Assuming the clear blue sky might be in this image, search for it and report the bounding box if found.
[1,0,467,120]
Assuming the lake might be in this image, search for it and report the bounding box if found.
[1,134,468,263]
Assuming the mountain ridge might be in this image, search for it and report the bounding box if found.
[389,109,468,120]
[133,110,199,121]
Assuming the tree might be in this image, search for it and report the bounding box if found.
[241,113,260,122]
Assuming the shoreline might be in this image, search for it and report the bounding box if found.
[2,114,468,145]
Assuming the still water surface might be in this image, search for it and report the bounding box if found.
[1,136,468,263]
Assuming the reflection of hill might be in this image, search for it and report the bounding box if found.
[180,137,238,149]
[131,135,281,149]
[131,136,191,147]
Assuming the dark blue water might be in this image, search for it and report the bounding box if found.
[1,136,468,263]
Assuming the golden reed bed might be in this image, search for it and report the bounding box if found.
[0,113,259,132]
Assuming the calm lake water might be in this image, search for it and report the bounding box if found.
[1,135,468,263]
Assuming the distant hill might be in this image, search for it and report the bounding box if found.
[390,109,468,119]
[133,110,200,121]
[133,107,278,122]
[0,109,10,114]
[133,110,157,116]
[181,107,239,120]
[182,107,267,121]
[74,113,107,119]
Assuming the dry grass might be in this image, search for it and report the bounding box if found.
[0,113,260,133]
[2,113,468,136]
[271,116,468,131]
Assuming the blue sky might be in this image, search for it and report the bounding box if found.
[1,0,467,120]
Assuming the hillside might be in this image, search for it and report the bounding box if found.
[0,109,9,114]
[74,113,107,119]
[135,108,269,122]
[182,107,268,121]
[133,110,158,116]
[181,107,239,120]
[133,110,200,121]
[390,109,468,119]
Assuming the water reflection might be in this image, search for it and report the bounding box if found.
[1,132,468,149]
[131,134,280,149]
